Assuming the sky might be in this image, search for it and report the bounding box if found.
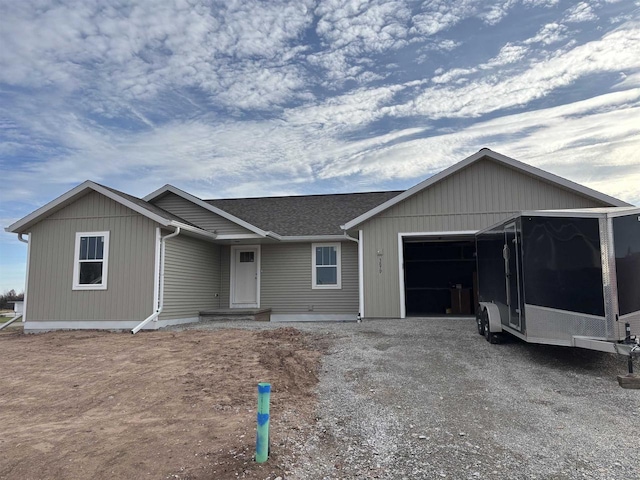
[1,0,639,292]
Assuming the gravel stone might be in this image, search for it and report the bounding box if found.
[173,318,639,479]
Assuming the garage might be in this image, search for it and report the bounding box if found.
[402,236,477,316]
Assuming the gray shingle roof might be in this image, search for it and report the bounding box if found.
[205,191,402,236]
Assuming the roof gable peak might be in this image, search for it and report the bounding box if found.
[341,148,630,230]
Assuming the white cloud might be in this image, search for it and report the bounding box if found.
[392,21,640,120]
[524,22,569,45]
[0,1,315,111]
[564,2,598,23]
[313,88,640,205]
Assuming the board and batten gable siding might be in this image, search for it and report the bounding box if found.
[359,157,611,318]
[26,191,157,322]
[160,234,221,321]
[152,192,254,235]
[218,242,358,315]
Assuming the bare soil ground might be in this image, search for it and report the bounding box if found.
[0,327,326,480]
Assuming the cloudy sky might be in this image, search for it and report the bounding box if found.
[1,0,639,292]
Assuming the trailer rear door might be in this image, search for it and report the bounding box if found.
[613,213,640,317]
[504,222,523,331]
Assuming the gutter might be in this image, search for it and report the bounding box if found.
[131,226,181,334]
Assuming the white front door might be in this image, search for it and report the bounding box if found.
[231,246,260,308]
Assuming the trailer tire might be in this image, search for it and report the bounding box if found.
[482,309,499,344]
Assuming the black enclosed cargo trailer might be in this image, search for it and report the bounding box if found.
[475,207,640,387]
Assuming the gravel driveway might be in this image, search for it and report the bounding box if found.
[176,318,639,479]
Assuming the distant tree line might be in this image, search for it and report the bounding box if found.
[0,289,24,310]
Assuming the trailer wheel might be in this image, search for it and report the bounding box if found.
[476,309,485,336]
[482,309,499,344]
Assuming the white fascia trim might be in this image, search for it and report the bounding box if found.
[279,235,349,242]
[271,313,358,322]
[144,185,268,237]
[23,317,200,332]
[216,233,265,240]
[341,149,630,231]
[7,181,172,233]
[401,230,478,238]
[169,221,218,240]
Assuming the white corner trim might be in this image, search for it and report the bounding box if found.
[398,233,405,319]
[144,185,268,237]
[311,242,342,289]
[341,149,630,230]
[23,233,31,323]
[230,245,261,308]
[358,229,364,318]
[270,313,357,322]
[23,317,200,332]
[72,231,110,291]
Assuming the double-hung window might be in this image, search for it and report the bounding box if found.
[312,243,341,289]
[73,232,110,290]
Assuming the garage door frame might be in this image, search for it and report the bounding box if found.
[398,231,478,318]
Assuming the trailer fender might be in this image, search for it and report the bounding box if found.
[479,302,503,333]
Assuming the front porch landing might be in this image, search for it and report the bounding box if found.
[199,308,271,322]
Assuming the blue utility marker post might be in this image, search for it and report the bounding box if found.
[255,382,271,463]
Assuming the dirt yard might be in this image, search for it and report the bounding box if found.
[0,327,325,480]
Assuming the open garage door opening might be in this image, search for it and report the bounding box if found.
[403,236,477,317]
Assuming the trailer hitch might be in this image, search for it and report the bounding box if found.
[618,322,640,389]
[623,322,639,373]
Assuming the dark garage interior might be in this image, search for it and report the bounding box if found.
[403,238,477,316]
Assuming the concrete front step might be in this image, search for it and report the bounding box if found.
[199,308,271,322]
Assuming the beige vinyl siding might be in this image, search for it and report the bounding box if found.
[360,158,612,318]
[260,242,358,314]
[26,191,156,322]
[160,234,220,320]
[153,192,254,235]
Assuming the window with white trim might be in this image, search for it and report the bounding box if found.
[73,232,110,290]
[312,243,341,289]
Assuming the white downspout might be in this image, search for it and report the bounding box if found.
[18,233,29,324]
[131,226,181,334]
[344,231,363,321]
